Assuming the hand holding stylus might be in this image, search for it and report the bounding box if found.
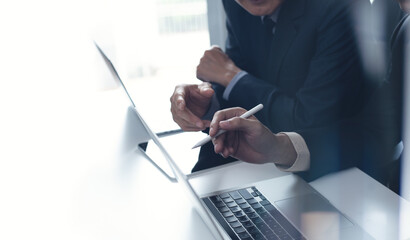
[192,104,263,149]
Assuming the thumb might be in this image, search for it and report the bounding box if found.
[198,84,214,98]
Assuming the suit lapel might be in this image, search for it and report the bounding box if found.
[268,0,306,82]
[390,14,409,50]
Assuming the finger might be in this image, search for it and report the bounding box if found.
[212,130,227,153]
[222,138,235,159]
[221,141,231,158]
[219,117,258,133]
[170,102,205,130]
[209,45,223,52]
[179,118,206,131]
[213,130,233,158]
[210,107,247,136]
[174,113,206,131]
[203,47,225,62]
[224,131,237,157]
[202,120,211,128]
[170,85,187,111]
[212,139,222,155]
[170,86,207,129]
[198,82,214,98]
[173,88,188,110]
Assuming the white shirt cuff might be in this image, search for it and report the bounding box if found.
[276,132,310,172]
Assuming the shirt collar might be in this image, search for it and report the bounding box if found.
[261,6,281,23]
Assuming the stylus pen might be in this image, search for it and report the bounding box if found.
[192,104,264,149]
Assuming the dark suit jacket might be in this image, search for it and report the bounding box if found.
[219,0,365,132]
[297,14,408,188]
[192,0,365,172]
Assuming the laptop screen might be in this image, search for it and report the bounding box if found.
[95,42,226,239]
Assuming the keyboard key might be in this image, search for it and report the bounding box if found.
[237,215,249,222]
[222,211,233,218]
[239,189,254,200]
[234,211,246,218]
[229,221,241,228]
[210,196,222,203]
[252,217,264,224]
[235,198,247,204]
[246,226,260,235]
[255,221,268,231]
[229,191,242,200]
[247,198,258,204]
[263,203,276,213]
[264,204,303,239]
[262,228,275,237]
[260,199,271,206]
[230,206,241,213]
[281,222,303,239]
[239,203,251,209]
[255,207,267,214]
[223,197,234,203]
[251,232,266,240]
[219,193,230,199]
[233,226,246,234]
[247,212,258,219]
[271,224,283,231]
[262,215,277,225]
[226,201,238,208]
[251,203,263,209]
[243,207,254,214]
[260,225,274,235]
[218,206,229,213]
[252,192,258,197]
[280,234,292,240]
[266,234,279,240]
[225,216,237,223]
[272,227,285,236]
[259,212,270,219]
[260,195,267,201]
[243,220,254,228]
[238,231,252,240]
[282,224,303,239]
[215,201,225,208]
[240,237,253,240]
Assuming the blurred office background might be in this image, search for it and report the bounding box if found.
[0,0,409,239]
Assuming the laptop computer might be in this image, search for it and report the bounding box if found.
[95,42,373,240]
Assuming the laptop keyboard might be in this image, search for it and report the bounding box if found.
[203,187,305,240]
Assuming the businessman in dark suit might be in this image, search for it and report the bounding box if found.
[208,1,408,193]
[170,0,365,172]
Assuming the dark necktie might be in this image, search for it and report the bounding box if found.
[263,17,276,36]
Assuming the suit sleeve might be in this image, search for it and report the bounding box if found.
[295,118,364,182]
[225,2,364,132]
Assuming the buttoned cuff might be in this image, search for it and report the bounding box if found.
[276,132,310,172]
[223,71,248,100]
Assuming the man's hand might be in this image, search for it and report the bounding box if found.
[210,107,297,166]
[170,82,214,131]
[196,46,241,87]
